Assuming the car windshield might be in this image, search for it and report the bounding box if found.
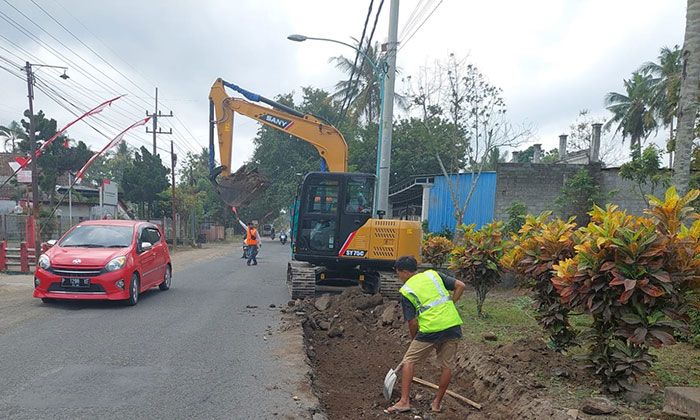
[59,225,133,248]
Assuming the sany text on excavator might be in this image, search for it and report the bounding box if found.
[209,78,422,299]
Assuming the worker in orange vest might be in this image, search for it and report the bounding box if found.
[238,218,261,266]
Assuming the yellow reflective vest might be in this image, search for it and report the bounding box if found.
[400,270,463,334]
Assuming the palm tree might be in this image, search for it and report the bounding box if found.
[0,121,25,153]
[331,39,383,124]
[672,0,700,193]
[639,45,682,166]
[604,72,658,157]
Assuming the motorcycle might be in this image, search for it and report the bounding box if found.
[279,232,287,245]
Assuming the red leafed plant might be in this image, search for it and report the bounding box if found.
[450,222,505,318]
[501,212,578,351]
[552,187,700,393]
[422,235,454,268]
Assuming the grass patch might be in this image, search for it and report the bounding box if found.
[458,290,700,391]
[456,291,540,344]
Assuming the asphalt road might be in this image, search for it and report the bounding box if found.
[0,239,318,419]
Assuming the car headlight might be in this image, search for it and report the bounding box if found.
[105,256,127,272]
[38,254,51,270]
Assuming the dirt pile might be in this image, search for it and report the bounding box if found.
[292,289,586,419]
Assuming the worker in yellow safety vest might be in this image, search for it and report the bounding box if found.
[385,255,465,415]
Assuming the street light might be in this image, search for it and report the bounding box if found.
[22,61,69,257]
[287,33,386,217]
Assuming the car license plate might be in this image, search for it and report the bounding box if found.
[62,278,90,288]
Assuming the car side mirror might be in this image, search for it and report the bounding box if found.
[140,242,153,252]
[46,239,57,246]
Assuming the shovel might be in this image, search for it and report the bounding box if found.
[383,362,402,400]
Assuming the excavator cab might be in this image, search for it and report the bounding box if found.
[292,172,375,264]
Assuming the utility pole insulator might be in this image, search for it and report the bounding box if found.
[146,86,174,156]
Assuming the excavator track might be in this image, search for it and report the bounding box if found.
[287,261,318,299]
[379,271,403,301]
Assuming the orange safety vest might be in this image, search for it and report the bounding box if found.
[245,227,258,246]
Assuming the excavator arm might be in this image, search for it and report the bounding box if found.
[209,78,348,177]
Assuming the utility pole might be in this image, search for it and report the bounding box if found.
[170,140,177,251]
[24,62,40,257]
[146,87,173,156]
[376,0,400,217]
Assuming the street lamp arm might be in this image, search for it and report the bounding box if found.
[287,35,379,71]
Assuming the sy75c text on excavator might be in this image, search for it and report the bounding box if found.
[208,78,422,299]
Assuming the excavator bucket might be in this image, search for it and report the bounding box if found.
[213,164,269,207]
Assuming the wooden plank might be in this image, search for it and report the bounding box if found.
[412,377,482,410]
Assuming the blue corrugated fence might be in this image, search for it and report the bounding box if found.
[427,172,496,233]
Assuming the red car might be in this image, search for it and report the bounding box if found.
[33,220,172,306]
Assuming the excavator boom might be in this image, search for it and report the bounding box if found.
[208,79,348,206]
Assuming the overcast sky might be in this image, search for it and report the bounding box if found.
[0,0,687,176]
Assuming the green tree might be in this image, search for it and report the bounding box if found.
[331,40,383,124]
[83,142,134,186]
[0,121,24,152]
[619,144,669,204]
[640,45,683,166]
[17,110,92,204]
[555,168,606,223]
[541,148,560,163]
[122,146,169,219]
[604,72,658,156]
[391,116,465,183]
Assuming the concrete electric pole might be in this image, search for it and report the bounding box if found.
[24,62,40,256]
[170,140,177,251]
[146,87,173,156]
[376,0,400,217]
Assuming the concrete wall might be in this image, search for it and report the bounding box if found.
[494,163,652,222]
[599,168,658,216]
[494,163,591,220]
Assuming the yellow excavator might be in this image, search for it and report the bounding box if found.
[209,78,421,299]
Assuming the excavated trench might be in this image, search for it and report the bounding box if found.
[292,288,586,419]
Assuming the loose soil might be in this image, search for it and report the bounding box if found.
[296,288,683,419]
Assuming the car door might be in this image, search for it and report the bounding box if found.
[147,227,166,283]
[136,226,158,287]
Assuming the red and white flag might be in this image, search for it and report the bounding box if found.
[75,116,151,182]
[16,95,124,169]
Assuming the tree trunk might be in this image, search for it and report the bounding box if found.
[673,0,700,193]
[669,119,675,168]
[475,283,487,318]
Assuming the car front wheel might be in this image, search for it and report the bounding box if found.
[159,265,171,291]
[126,274,139,306]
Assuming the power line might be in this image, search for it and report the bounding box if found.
[44,0,203,152]
[336,0,374,125]
[399,0,428,39]
[0,36,197,157]
[345,0,385,123]
[0,3,200,156]
[399,0,444,52]
[28,0,153,98]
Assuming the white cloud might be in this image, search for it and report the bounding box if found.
[0,0,688,172]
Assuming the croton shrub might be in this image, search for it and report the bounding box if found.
[552,187,700,393]
[449,222,505,318]
[422,235,454,268]
[502,212,578,351]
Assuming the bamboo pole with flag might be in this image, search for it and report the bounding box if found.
[41,116,152,232]
[74,116,151,182]
[0,95,124,192]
